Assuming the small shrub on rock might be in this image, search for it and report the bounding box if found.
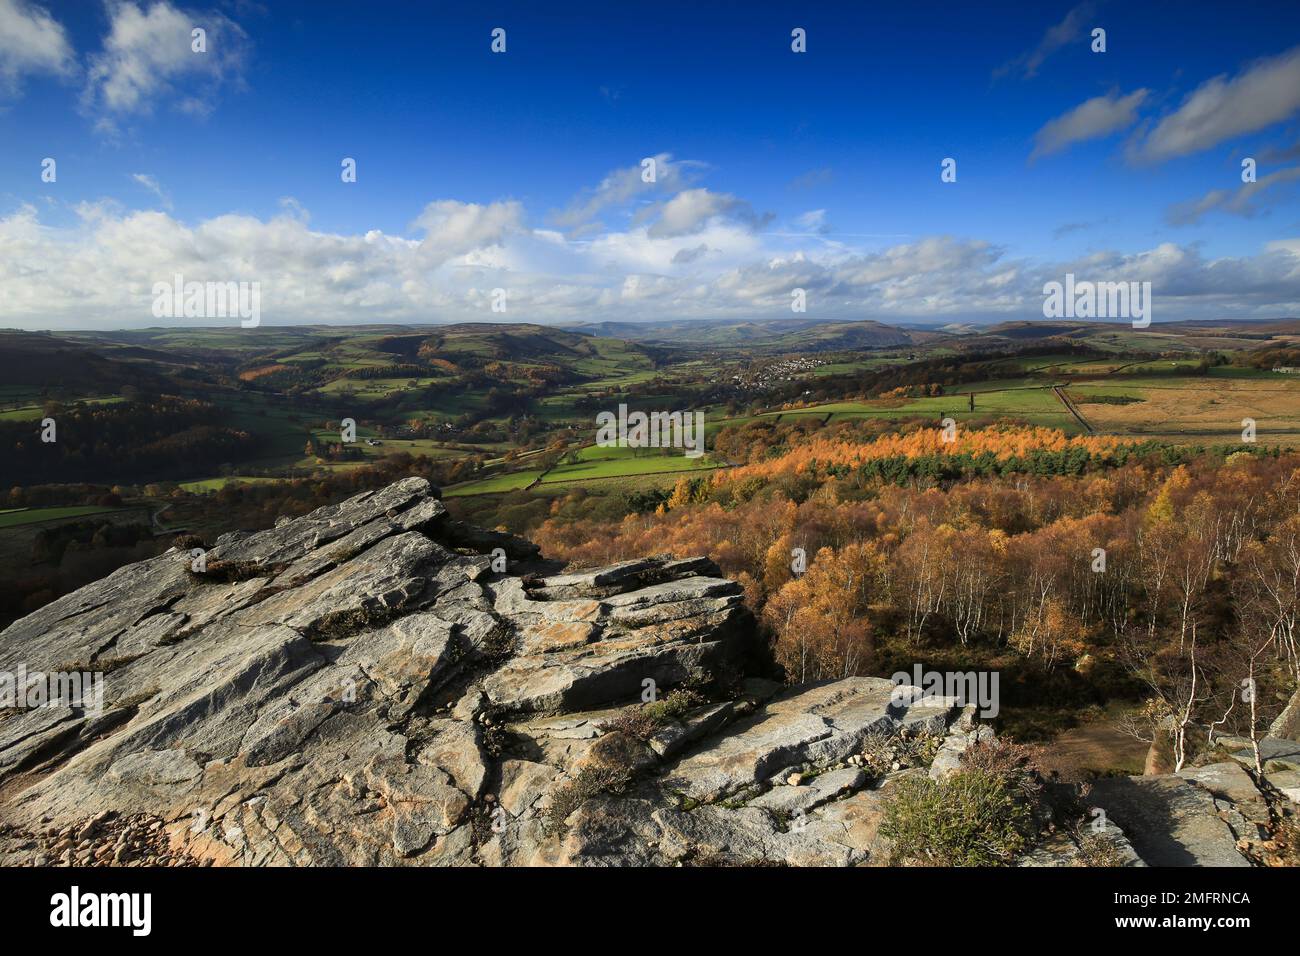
[959,738,1044,803]
[881,768,1034,866]
[600,688,702,742]
[1073,833,1130,867]
[545,765,634,833]
[856,729,941,779]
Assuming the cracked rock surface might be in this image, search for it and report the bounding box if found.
[0,477,967,866]
[4,476,1262,867]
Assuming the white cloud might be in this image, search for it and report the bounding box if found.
[1058,242,1300,309]
[0,0,74,93]
[585,219,764,274]
[1167,166,1300,225]
[645,188,757,238]
[131,172,172,209]
[2,196,1299,329]
[1133,45,1300,163]
[1031,89,1148,160]
[552,156,769,245]
[794,209,829,234]
[995,3,1093,80]
[83,0,249,123]
[553,153,705,233]
[409,199,524,262]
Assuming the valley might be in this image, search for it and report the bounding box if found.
[4,315,1300,778]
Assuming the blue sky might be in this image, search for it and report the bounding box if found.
[1,0,1299,328]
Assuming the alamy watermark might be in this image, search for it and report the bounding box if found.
[889,664,1000,719]
[152,273,261,328]
[50,886,151,936]
[1,665,104,716]
[1042,273,1150,329]
[595,404,705,458]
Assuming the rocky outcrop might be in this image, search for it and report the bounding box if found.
[0,479,938,866]
[1268,686,1300,742]
[1087,775,1253,867]
[0,478,1290,867]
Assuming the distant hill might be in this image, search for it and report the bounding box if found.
[32,322,664,374]
[0,331,173,393]
[561,318,925,352]
[974,318,1300,351]
[981,321,1099,340]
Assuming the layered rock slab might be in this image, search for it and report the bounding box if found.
[0,477,1276,869]
[0,479,767,867]
[1088,775,1252,867]
[660,677,950,801]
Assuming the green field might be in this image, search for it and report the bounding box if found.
[223,393,316,465]
[443,440,723,496]
[0,396,125,421]
[811,356,903,376]
[731,385,1079,433]
[540,445,718,484]
[11,319,1300,506]
[443,469,544,497]
[0,506,121,528]
[315,376,447,399]
[179,477,287,493]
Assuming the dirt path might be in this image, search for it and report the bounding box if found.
[150,503,187,536]
[1041,719,1150,780]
